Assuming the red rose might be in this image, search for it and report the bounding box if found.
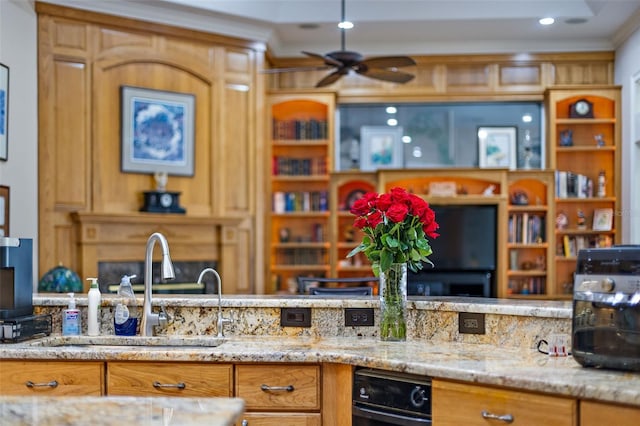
[408,194,428,217]
[386,203,409,223]
[376,193,393,212]
[423,220,440,239]
[367,210,383,228]
[390,187,410,203]
[353,216,368,229]
[350,197,371,216]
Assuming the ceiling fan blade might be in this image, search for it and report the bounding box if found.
[356,67,415,84]
[315,70,346,88]
[302,51,344,68]
[360,56,416,69]
[262,65,332,74]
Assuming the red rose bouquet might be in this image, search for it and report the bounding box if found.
[347,187,439,276]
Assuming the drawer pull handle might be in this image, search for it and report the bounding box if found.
[481,410,514,423]
[241,421,248,426]
[260,384,294,392]
[25,380,58,389]
[152,381,186,389]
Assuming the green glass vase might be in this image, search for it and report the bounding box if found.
[379,263,407,341]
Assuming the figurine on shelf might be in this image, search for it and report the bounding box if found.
[510,190,529,205]
[556,212,568,230]
[482,184,496,196]
[594,133,605,147]
[559,129,573,147]
[577,209,586,230]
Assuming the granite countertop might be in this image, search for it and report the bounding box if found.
[3,334,640,407]
[0,395,244,425]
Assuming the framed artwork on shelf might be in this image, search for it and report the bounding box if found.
[0,63,8,161]
[592,208,613,231]
[477,126,517,170]
[360,125,403,171]
[121,86,195,176]
[0,185,8,237]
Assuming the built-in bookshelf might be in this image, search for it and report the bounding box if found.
[267,93,335,294]
[546,87,621,298]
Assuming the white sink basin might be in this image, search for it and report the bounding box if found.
[28,335,225,348]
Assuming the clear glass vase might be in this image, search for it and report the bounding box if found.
[379,263,407,341]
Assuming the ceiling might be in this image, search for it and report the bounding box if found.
[42,0,640,57]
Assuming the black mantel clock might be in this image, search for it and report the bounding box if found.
[140,191,186,214]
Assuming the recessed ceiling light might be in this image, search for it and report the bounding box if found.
[299,23,319,30]
[565,18,588,25]
[386,106,397,114]
[539,17,555,26]
[402,135,412,143]
[387,118,398,126]
[338,20,353,29]
[522,114,533,123]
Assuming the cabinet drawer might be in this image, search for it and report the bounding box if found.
[0,361,104,396]
[107,362,232,397]
[237,412,321,426]
[581,400,640,426]
[236,364,320,410]
[433,379,577,426]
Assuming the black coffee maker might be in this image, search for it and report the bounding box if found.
[0,237,33,319]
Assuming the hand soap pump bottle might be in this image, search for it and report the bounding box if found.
[114,274,138,336]
[62,292,81,336]
[87,277,101,336]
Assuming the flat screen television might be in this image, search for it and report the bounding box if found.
[423,204,497,271]
[409,204,498,297]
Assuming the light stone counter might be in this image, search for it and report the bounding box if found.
[0,395,244,425]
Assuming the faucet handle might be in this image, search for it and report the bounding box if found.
[158,303,172,329]
[217,311,234,338]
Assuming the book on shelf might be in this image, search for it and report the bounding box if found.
[273,156,326,176]
[561,234,613,257]
[508,213,545,244]
[272,191,330,213]
[555,170,593,198]
[272,118,328,140]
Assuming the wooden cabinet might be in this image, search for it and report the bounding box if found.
[107,362,232,397]
[0,361,104,396]
[267,93,335,293]
[506,170,555,298]
[580,400,640,426]
[546,87,621,297]
[235,364,321,425]
[433,379,577,426]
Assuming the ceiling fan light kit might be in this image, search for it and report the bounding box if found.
[268,0,416,88]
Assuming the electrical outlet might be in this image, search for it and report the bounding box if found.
[280,308,311,327]
[345,308,374,326]
[458,312,485,334]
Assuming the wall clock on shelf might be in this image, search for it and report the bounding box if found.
[569,99,594,118]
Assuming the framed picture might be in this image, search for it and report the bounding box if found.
[121,86,195,176]
[0,185,8,237]
[477,126,517,170]
[0,63,8,161]
[592,208,613,231]
[360,125,403,171]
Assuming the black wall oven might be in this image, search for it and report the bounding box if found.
[353,368,432,425]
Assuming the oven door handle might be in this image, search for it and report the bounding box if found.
[353,405,431,425]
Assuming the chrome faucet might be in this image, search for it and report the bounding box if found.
[140,232,175,336]
[197,268,232,338]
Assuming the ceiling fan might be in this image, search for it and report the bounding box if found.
[264,0,416,88]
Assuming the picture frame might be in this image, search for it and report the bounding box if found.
[477,126,517,170]
[360,125,403,171]
[121,86,195,176]
[0,63,9,161]
[0,185,9,237]
[592,208,613,231]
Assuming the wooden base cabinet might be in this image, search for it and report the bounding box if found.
[0,361,104,396]
[433,379,577,425]
[107,362,232,397]
[580,401,640,426]
[235,364,321,425]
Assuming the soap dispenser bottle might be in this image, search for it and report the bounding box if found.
[87,277,101,336]
[114,274,138,336]
[62,292,81,336]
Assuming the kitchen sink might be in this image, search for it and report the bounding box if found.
[28,335,225,348]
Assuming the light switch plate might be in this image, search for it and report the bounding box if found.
[458,312,485,334]
[280,308,311,327]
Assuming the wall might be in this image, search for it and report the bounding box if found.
[615,26,640,244]
[0,0,38,281]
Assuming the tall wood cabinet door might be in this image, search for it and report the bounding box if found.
[433,379,577,426]
[0,361,104,396]
[581,401,640,426]
[107,362,232,397]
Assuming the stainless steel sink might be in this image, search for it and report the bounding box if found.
[28,335,225,348]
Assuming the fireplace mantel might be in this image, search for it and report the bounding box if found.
[71,212,245,292]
